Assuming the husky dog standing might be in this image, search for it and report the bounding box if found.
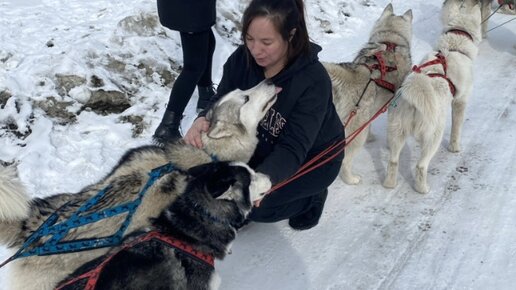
[323,4,413,184]
[383,0,482,193]
[0,80,279,290]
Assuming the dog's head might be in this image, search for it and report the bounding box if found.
[442,0,482,42]
[154,161,271,257]
[370,4,413,47]
[202,80,281,162]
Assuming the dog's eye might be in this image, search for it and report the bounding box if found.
[243,95,249,103]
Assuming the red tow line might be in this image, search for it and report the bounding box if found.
[261,43,401,196]
[56,231,214,290]
[264,94,395,196]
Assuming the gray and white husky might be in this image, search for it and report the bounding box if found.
[383,0,482,193]
[0,79,279,290]
[323,3,413,185]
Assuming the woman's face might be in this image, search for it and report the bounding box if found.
[245,16,289,75]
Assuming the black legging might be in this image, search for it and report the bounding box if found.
[166,29,216,114]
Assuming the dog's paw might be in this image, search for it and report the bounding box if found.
[340,172,361,185]
[383,178,397,189]
[415,182,430,194]
[250,172,271,202]
[447,143,461,153]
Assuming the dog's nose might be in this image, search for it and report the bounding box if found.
[265,79,274,86]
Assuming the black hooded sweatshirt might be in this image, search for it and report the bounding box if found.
[202,43,344,185]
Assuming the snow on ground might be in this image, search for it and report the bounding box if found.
[0,0,515,289]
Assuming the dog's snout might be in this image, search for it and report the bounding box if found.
[264,79,274,86]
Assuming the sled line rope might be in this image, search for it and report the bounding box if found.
[265,94,395,195]
[481,4,502,24]
[344,79,372,127]
[56,231,214,290]
[487,16,516,33]
[0,162,178,270]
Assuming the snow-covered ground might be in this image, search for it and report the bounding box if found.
[1,0,515,289]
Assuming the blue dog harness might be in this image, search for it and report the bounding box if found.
[0,162,177,268]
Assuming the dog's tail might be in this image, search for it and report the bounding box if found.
[397,72,444,127]
[0,165,30,222]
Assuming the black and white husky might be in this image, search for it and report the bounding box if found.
[56,161,270,290]
[0,80,279,290]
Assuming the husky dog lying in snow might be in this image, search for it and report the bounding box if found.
[383,0,482,193]
[323,3,413,185]
[0,80,280,290]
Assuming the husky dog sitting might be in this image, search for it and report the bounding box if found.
[383,0,482,193]
[56,161,270,290]
[323,3,413,184]
[0,79,279,290]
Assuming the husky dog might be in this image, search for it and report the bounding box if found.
[0,79,279,290]
[323,4,413,184]
[383,0,482,193]
[56,161,270,290]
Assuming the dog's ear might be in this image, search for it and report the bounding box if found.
[187,162,238,198]
[188,162,218,179]
[207,121,233,139]
[381,3,394,17]
[403,9,413,22]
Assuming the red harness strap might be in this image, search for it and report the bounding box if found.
[412,52,456,97]
[56,231,214,290]
[365,49,397,93]
[447,29,474,41]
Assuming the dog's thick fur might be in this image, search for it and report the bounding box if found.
[0,80,278,290]
[323,4,413,184]
[57,161,270,290]
[383,0,482,193]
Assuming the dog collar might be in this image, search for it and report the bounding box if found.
[446,29,474,41]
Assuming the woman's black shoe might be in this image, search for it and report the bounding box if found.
[288,189,328,231]
[153,110,182,144]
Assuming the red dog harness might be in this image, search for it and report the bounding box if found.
[56,231,214,290]
[412,52,456,97]
[411,27,475,97]
[364,42,398,93]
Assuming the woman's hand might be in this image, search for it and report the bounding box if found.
[184,117,210,148]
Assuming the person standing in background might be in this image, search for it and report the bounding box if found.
[154,0,217,143]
